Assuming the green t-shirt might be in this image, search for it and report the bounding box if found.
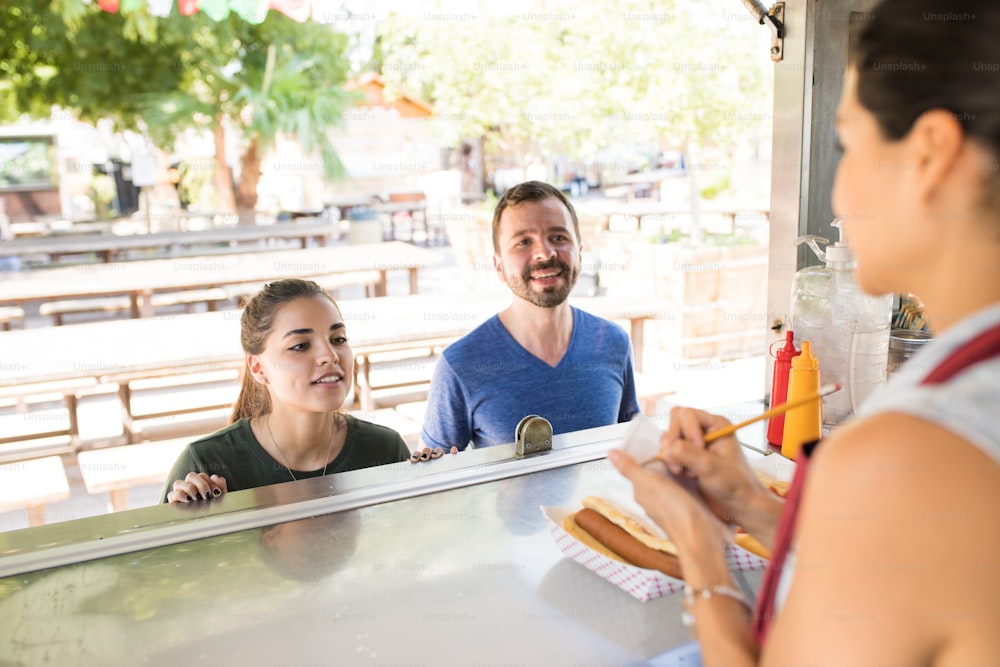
[161,415,409,502]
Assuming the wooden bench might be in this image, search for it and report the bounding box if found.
[116,367,239,443]
[0,306,25,330]
[39,288,231,325]
[352,337,456,411]
[0,456,71,526]
[39,296,130,324]
[77,437,191,511]
[0,377,98,453]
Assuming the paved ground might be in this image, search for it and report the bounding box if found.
[0,241,766,533]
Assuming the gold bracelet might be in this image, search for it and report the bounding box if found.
[681,583,752,628]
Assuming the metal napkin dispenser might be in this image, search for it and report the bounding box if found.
[514,415,553,458]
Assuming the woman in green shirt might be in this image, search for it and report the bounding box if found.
[163,279,410,503]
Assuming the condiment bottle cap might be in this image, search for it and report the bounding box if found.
[792,340,820,370]
[774,330,801,361]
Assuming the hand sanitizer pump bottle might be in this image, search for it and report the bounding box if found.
[789,220,893,428]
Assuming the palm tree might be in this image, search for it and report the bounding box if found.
[138,15,355,224]
[230,44,354,223]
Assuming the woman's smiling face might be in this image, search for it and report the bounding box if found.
[248,295,354,414]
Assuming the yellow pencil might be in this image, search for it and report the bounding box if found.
[640,383,840,466]
[704,382,841,444]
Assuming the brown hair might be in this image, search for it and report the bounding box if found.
[231,279,338,422]
[491,180,581,253]
[851,0,1000,214]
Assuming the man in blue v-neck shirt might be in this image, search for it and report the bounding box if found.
[421,181,640,451]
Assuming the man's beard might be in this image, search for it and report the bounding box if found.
[507,258,579,308]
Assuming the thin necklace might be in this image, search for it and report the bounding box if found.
[265,414,338,482]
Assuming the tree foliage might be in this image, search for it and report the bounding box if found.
[1,1,355,216]
[376,1,773,163]
[0,1,186,126]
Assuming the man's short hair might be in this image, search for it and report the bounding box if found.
[491,180,580,253]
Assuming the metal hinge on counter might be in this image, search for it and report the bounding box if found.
[514,415,553,458]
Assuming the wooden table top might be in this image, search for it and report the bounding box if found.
[0,242,443,307]
[1,220,341,258]
[0,292,671,389]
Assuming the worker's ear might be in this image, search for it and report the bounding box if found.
[909,108,965,206]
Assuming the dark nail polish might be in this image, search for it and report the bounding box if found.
[212,488,222,497]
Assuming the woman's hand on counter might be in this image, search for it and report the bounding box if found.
[659,407,783,548]
[167,472,228,503]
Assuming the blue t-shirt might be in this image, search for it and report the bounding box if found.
[421,308,640,450]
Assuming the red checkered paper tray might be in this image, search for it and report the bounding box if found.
[541,502,769,602]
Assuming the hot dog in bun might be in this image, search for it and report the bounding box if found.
[734,530,772,560]
[755,470,790,499]
[563,496,684,579]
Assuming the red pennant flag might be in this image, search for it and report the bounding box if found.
[270,0,312,22]
[178,0,200,16]
[97,0,120,12]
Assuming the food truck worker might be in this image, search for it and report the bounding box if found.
[611,1,1000,664]
[421,180,639,451]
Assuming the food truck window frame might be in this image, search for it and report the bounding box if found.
[764,0,880,397]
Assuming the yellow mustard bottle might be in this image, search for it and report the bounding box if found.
[781,340,822,460]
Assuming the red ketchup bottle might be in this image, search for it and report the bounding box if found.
[766,330,801,447]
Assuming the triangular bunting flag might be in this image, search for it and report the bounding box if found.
[148,0,175,18]
[270,0,311,23]
[230,0,269,24]
[177,0,199,16]
[90,0,334,22]
[197,0,230,21]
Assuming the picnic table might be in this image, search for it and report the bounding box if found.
[372,199,432,244]
[0,241,443,322]
[0,219,341,264]
[588,200,770,235]
[0,292,671,450]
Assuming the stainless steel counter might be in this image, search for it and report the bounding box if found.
[0,417,769,665]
